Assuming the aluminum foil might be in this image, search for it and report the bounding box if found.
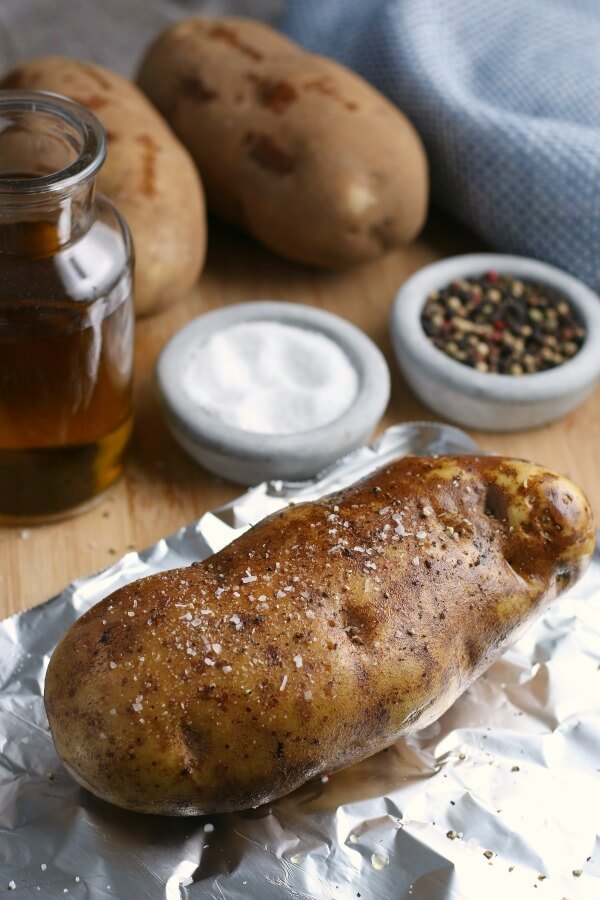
[0,421,598,900]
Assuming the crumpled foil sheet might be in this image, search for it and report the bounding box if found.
[0,421,598,900]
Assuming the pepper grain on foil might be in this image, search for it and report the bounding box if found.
[421,271,586,375]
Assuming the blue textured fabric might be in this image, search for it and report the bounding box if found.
[282,0,600,291]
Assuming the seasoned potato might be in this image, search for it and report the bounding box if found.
[137,17,428,268]
[1,58,206,317]
[45,456,594,815]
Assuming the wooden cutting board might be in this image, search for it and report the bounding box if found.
[0,216,597,617]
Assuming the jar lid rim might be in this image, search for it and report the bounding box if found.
[0,89,106,195]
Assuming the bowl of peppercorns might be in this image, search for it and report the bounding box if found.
[390,254,600,431]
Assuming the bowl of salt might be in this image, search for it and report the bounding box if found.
[157,301,391,485]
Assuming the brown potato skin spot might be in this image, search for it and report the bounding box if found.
[81,94,108,111]
[180,75,218,103]
[247,75,298,113]
[80,63,114,92]
[208,24,264,61]
[244,131,295,175]
[135,134,158,197]
[303,76,358,111]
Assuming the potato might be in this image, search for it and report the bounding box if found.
[44,455,594,815]
[137,17,428,268]
[1,58,206,317]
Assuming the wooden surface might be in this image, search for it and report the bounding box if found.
[1,215,598,617]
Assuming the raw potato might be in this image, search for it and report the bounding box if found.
[1,58,206,317]
[137,17,428,268]
[45,455,594,815]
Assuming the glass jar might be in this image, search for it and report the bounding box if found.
[0,91,134,523]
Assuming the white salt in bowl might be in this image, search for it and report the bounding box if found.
[157,302,390,485]
[391,253,600,431]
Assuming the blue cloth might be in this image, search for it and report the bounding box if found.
[282,0,600,291]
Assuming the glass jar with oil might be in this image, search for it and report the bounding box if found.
[0,91,134,522]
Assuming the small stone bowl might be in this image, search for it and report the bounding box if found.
[390,253,600,432]
[157,301,390,485]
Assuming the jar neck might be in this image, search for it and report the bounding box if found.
[0,91,106,257]
[0,178,96,256]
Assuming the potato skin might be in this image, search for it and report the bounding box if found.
[137,17,428,268]
[45,456,594,815]
[1,57,206,317]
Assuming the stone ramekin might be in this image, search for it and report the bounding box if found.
[390,253,600,432]
[157,301,391,485]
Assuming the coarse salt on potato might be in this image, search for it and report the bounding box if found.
[45,455,594,815]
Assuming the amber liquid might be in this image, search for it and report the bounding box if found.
[0,208,134,522]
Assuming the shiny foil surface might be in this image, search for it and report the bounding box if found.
[0,422,598,900]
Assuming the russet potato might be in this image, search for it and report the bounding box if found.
[1,57,206,317]
[45,455,594,815]
[137,17,428,268]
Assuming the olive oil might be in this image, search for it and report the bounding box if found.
[0,95,134,521]
[0,293,133,522]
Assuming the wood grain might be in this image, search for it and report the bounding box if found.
[0,215,597,617]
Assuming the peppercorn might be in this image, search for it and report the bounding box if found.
[421,271,586,375]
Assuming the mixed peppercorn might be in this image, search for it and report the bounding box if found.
[421,271,586,375]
